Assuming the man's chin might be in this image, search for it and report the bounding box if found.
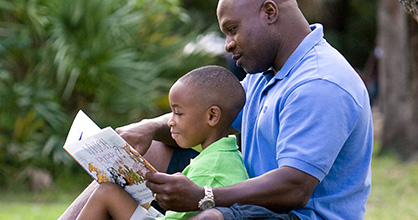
[239,60,271,74]
[242,67,268,74]
[241,66,253,74]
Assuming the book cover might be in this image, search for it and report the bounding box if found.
[63,110,156,205]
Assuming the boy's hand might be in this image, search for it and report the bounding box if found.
[146,172,204,212]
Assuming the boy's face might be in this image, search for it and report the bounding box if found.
[167,81,210,149]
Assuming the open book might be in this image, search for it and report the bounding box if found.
[63,110,156,205]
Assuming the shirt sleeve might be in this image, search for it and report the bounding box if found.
[276,79,363,181]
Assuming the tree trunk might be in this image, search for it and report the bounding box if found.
[405,16,418,160]
[378,0,409,156]
[378,0,418,160]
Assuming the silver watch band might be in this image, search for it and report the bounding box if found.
[198,186,215,210]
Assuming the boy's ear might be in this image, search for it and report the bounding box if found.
[207,106,221,127]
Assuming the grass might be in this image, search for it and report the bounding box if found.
[0,168,91,220]
[0,152,417,219]
[0,189,82,220]
[365,153,418,220]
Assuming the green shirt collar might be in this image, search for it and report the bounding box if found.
[197,136,238,158]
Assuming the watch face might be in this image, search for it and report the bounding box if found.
[200,199,215,210]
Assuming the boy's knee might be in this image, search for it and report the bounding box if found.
[94,182,122,199]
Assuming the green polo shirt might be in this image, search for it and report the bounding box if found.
[164,136,249,219]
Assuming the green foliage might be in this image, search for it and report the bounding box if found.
[0,0,217,188]
[340,0,377,69]
[181,0,220,31]
[300,0,377,70]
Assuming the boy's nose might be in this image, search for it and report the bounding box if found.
[167,118,175,127]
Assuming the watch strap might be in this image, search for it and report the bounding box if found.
[198,186,215,210]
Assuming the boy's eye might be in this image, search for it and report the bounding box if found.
[174,112,182,116]
[228,25,237,34]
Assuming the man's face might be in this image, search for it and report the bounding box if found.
[167,82,210,149]
[217,0,276,74]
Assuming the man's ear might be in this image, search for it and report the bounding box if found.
[207,106,221,127]
[262,0,279,24]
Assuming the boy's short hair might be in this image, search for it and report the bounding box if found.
[177,65,246,128]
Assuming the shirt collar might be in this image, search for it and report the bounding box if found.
[196,136,238,158]
[262,67,276,82]
[273,23,325,80]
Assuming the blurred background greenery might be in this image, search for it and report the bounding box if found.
[0,0,417,219]
[0,0,220,190]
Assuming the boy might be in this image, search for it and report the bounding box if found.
[76,65,249,219]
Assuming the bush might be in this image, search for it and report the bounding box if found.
[0,0,217,188]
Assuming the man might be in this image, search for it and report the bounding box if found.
[142,0,372,219]
[60,0,373,219]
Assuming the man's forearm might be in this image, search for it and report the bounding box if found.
[147,113,178,147]
[116,113,178,155]
[213,167,318,213]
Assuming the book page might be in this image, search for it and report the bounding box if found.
[63,110,101,148]
[64,126,156,205]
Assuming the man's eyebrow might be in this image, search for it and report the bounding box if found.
[220,19,230,27]
[219,21,231,32]
[221,19,237,29]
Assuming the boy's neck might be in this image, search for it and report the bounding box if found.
[200,132,229,151]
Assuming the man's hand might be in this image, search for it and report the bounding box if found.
[146,172,204,212]
[115,121,154,155]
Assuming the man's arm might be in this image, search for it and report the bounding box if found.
[214,166,318,212]
[115,113,177,155]
[116,113,179,172]
[58,181,99,220]
[146,166,318,213]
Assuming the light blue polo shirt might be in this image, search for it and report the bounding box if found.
[232,24,373,220]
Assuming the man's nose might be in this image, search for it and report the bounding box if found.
[225,37,236,52]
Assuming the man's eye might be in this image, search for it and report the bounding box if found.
[174,112,182,116]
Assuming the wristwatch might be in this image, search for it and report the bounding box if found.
[198,186,215,210]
